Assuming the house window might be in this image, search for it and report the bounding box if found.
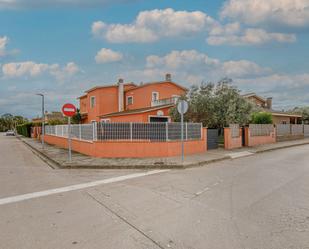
[152,92,159,102]
[101,119,110,123]
[90,96,96,108]
[127,96,133,105]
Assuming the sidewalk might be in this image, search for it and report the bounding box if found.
[19,136,309,169]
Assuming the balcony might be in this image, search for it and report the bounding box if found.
[151,96,179,107]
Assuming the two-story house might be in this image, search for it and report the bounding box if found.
[78,74,187,123]
[242,93,302,124]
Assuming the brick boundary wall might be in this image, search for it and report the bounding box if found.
[42,128,208,158]
[245,127,276,147]
[31,126,41,138]
[224,127,242,150]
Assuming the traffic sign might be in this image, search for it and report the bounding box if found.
[177,100,188,114]
[62,103,77,117]
[177,100,189,163]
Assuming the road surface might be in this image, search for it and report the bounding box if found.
[1,134,309,249]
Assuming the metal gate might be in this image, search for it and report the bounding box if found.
[241,127,246,146]
[207,129,219,150]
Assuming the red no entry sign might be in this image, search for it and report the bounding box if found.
[62,103,77,117]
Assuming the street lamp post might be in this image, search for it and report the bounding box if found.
[36,93,45,149]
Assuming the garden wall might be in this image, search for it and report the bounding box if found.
[224,126,242,150]
[245,125,276,147]
[43,128,207,158]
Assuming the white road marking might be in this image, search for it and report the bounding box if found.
[228,151,254,159]
[195,187,210,196]
[0,170,170,206]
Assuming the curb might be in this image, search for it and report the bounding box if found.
[254,141,309,154]
[18,137,230,170]
[59,155,231,170]
[18,136,309,170]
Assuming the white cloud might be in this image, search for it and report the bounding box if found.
[50,62,80,81]
[2,61,50,77]
[95,48,123,63]
[0,36,20,57]
[221,0,309,28]
[209,22,241,36]
[146,50,220,69]
[91,21,107,37]
[127,51,309,108]
[222,60,272,77]
[238,73,309,89]
[2,61,80,81]
[207,28,296,45]
[0,36,8,56]
[146,49,270,79]
[92,7,298,46]
[0,0,136,9]
[92,8,215,43]
[236,73,309,108]
[64,62,79,75]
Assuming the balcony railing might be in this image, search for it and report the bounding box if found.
[151,96,179,107]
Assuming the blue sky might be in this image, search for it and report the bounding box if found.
[1,0,309,118]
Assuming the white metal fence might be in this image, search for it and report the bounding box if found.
[305,125,309,137]
[45,124,94,141]
[276,124,291,136]
[276,124,309,137]
[45,122,202,142]
[249,124,274,137]
[291,124,304,135]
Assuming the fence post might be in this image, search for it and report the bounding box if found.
[92,122,97,141]
[130,122,133,141]
[166,122,169,141]
[185,122,188,140]
[290,124,292,135]
[79,124,81,140]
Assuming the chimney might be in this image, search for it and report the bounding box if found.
[266,97,272,109]
[165,73,172,82]
[118,78,124,112]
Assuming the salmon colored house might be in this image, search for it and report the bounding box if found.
[78,74,187,123]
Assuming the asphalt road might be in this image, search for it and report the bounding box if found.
[1,134,309,249]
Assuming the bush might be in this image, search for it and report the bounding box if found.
[48,119,66,125]
[16,123,33,137]
[251,112,273,124]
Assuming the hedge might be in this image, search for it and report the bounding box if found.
[16,123,33,137]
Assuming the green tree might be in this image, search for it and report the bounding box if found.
[290,106,309,123]
[250,112,273,124]
[170,79,254,128]
[71,108,82,124]
[0,113,28,131]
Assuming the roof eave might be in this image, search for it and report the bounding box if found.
[125,81,188,92]
[271,112,302,118]
[99,104,174,118]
